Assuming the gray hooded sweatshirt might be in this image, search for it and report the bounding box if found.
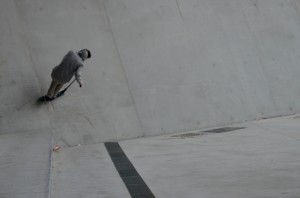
[51,51,83,84]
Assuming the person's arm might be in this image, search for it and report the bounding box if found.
[75,65,83,87]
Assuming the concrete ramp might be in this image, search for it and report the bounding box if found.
[2,1,300,198]
[2,0,300,144]
[1,0,142,146]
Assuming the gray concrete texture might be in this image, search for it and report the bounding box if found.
[2,0,300,143]
[1,1,300,198]
[50,115,300,198]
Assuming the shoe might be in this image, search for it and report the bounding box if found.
[38,95,53,102]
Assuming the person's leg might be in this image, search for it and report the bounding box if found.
[53,83,64,97]
[47,80,59,98]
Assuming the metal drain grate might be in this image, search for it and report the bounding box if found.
[171,127,245,139]
[202,127,245,133]
[171,132,202,138]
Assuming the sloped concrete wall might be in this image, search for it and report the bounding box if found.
[1,0,300,144]
[106,0,300,135]
[0,0,143,145]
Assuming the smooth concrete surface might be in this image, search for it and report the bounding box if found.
[1,1,300,197]
[0,130,52,198]
[2,1,300,145]
[50,144,131,198]
[0,0,142,146]
[106,0,300,135]
[49,115,300,198]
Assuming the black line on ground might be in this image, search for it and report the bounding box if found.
[105,142,155,198]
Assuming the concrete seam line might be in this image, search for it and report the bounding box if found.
[47,133,54,198]
[102,1,144,137]
[13,1,43,95]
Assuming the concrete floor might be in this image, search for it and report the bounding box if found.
[2,1,300,197]
[46,114,300,198]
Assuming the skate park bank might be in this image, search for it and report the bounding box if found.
[1,0,300,197]
[2,0,300,144]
